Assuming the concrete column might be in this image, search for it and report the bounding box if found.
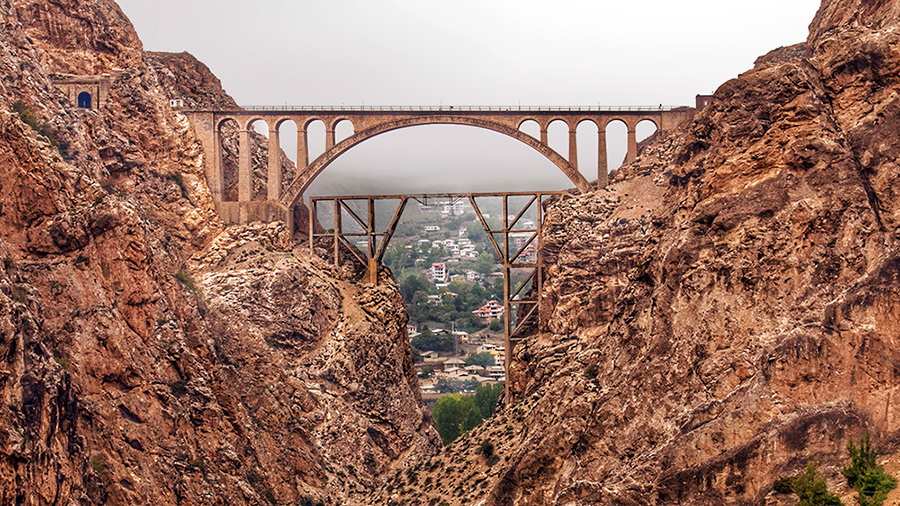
[238,128,252,202]
[196,113,223,202]
[298,127,309,168]
[326,129,335,151]
[598,129,608,188]
[540,127,548,145]
[626,128,638,165]
[285,204,295,240]
[267,124,281,201]
[568,129,578,169]
[213,128,224,201]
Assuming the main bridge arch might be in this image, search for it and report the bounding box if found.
[279,115,590,210]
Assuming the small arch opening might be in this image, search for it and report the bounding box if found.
[335,119,355,143]
[248,119,270,200]
[518,119,540,139]
[576,119,599,182]
[77,92,92,109]
[636,119,659,144]
[306,119,327,162]
[217,118,240,202]
[605,119,628,171]
[547,119,570,159]
[277,119,299,195]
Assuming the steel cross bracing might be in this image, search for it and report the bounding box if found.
[308,191,571,380]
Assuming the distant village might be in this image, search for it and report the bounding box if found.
[378,198,539,404]
[408,324,506,406]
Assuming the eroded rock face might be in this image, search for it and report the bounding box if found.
[371,1,900,505]
[0,1,438,504]
[9,0,142,74]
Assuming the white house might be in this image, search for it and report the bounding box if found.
[443,367,465,378]
[441,202,467,215]
[486,365,505,380]
[477,344,498,354]
[432,262,448,283]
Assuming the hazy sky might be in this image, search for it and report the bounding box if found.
[118,0,821,195]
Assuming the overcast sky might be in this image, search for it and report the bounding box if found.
[118,0,821,195]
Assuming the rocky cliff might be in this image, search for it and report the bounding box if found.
[0,1,437,505]
[371,0,900,504]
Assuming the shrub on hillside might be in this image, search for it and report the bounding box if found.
[773,455,842,506]
[11,100,58,147]
[842,433,897,506]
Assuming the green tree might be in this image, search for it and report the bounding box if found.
[466,222,486,242]
[474,252,495,275]
[473,383,504,419]
[411,331,455,352]
[453,314,484,333]
[465,352,495,367]
[432,394,483,445]
[842,433,897,506]
[400,274,428,300]
[489,319,503,332]
[774,455,842,506]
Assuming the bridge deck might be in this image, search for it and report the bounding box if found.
[184,105,682,113]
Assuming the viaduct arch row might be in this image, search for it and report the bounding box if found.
[185,106,697,227]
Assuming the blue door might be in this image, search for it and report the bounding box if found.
[78,92,92,109]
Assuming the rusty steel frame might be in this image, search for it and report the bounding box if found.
[309,191,570,382]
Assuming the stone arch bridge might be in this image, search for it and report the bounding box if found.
[185,105,696,228]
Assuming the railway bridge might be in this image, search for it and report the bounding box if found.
[185,105,696,228]
[184,104,701,374]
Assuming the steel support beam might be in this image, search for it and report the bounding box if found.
[308,191,572,392]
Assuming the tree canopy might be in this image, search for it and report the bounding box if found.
[474,383,503,419]
[411,330,456,352]
[465,352,495,367]
[432,394,482,445]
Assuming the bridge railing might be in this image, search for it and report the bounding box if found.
[224,105,680,113]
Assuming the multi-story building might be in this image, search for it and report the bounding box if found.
[432,262,448,283]
[473,300,503,320]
